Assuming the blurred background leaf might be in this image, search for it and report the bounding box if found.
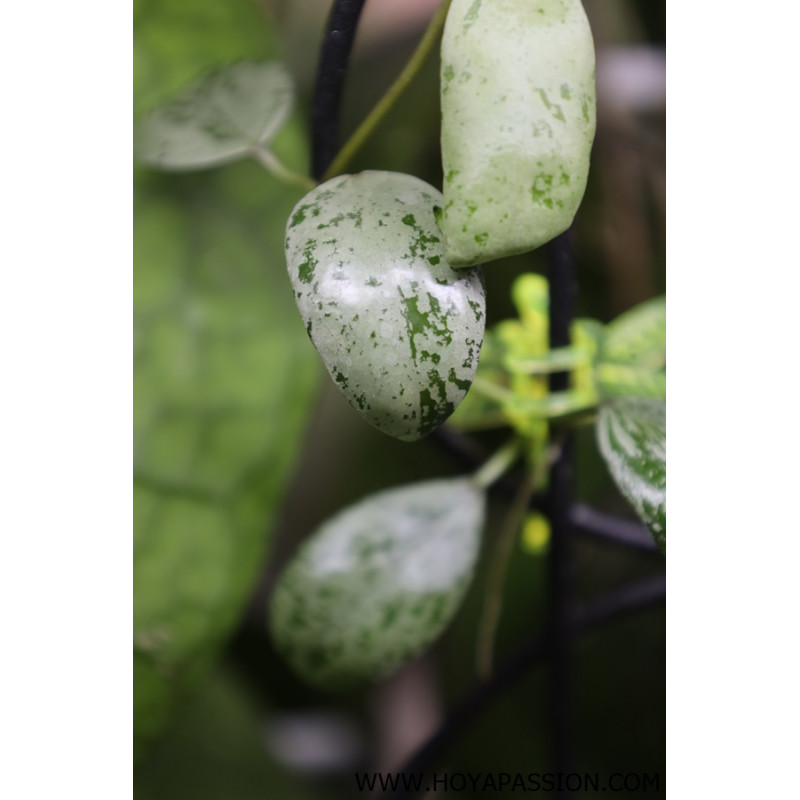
[136,61,296,171]
[133,0,318,759]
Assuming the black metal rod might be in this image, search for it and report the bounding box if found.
[390,576,666,799]
[545,230,577,792]
[571,503,661,554]
[311,0,368,179]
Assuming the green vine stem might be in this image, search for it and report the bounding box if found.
[321,0,452,181]
[505,346,587,374]
[471,438,521,491]
[475,470,537,682]
[251,146,316,191]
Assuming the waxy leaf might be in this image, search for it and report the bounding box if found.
[596,397,666,553]
[269,478,486,688]
[597,296,666,399]
[285,171,486,441]
[440,0,596,266]
[136,61,294,170]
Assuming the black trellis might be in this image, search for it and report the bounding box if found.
[309,2,665,796]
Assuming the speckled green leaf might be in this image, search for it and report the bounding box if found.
[597,296,666,399]
[134,0,317,758]
[440,0,596,266]
[285,171,486,441]
[269,478,486,688]
[136,61,294,171]
[596,397,666,553]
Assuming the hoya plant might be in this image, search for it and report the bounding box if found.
[134,0,665,773]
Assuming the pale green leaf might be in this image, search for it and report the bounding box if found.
[596,397,666,553]
[285,171,486,441]
[440,0,596,266]
[598,295,665,399]
[137,61,294,171]
[269,478,486,688]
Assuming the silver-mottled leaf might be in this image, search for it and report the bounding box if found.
[597,397,666,553]
[269,478,486,688]
[285,171,486,441]
[136,61,294,170]
[440,0,596,265]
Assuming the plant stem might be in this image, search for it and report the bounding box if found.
[322,0,453,180]
[475,470,536,681]
[505,346,586,374]
[472,438,520,491]
[251,147,316,191]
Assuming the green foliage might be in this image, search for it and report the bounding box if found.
[269,478,486,688]
[133,0,318,758]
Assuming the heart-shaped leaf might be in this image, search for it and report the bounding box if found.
[596,397,666,553]
[440,0,596,265]
[597,295,665,399]
[136,61,294,170]
[285,171,486,441]
[269,478,486,688]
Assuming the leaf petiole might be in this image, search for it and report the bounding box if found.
[504,345,590,375]
[472,438,521,490]
[251,146,316,190]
